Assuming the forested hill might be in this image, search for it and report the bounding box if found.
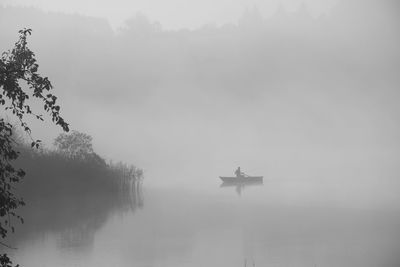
[1,2,398,105]
[1,2,399,166]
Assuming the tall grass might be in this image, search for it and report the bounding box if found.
[16,144,142,199]
[5,142,143,246]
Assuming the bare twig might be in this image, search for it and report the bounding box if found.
[0,241,17,250]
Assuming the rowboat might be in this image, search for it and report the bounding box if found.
[219,176,263,183]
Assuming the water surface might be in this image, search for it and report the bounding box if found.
[8,164,400,267]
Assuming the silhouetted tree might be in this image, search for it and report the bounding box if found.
[0,29,69,265]
[54,130,93,159]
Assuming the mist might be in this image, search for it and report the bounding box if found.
[1,1,400,266]
[2,0,400,183]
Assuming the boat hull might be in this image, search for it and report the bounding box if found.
[219,176,263,183]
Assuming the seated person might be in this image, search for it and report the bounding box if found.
[235,167,243,178]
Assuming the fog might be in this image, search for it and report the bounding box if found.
[1,1,400,266]
[2,0,338,29]
[1,0,399,182]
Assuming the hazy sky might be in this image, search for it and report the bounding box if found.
[1,0,338,29]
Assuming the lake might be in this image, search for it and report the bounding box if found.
[6,163,400,267]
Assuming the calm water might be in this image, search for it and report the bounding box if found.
[7,164,400,267]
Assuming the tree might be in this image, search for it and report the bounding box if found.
[54,130,93,159]
[0,29,69,265]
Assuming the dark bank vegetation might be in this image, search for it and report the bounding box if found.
[6,129,143,247]
[0,28,70,266]
[0,29,143,265]
[16,130,143,200]
[1,127,144,252]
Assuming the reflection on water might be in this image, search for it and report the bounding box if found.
[57,224,96,254]
[4,179,144,253]
[130,179,144,210]
[220,180,263,196]
[7,169,400,267]
[57,179,144,251]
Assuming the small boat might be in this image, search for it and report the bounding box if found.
[219,175,263,183]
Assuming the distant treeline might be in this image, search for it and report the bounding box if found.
[0,1,398,104]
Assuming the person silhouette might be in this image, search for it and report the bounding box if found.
[235,167,242,177]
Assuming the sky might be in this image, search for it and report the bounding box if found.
[1,0,399,186]
[1,3,400,267]
[1,0,338,29]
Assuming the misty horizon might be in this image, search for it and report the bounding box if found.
[1,1,400,266]
[1,0,338,30]
[2,1,399,167]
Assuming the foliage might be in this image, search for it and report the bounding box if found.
[11,141,143,252]
[54,130,94,159]
[18,143,142,199]
[0,120,25,239]
[0,254,18,267]
[0,29,68,262]
[0,29,69,133]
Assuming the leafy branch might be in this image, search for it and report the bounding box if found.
[0,28,69,265]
